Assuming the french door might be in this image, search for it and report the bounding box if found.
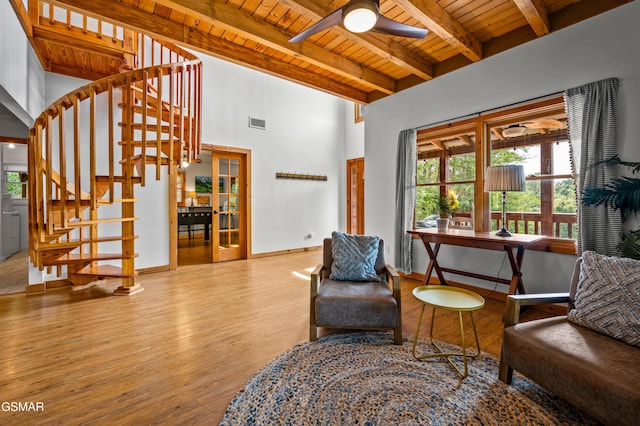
[212,149,249,262]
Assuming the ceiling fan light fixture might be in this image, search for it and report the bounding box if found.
[343,1,378,33]
[502,124,526,138]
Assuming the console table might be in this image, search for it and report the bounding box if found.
[408,228,544,295]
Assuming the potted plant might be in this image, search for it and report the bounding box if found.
[437,189,459,231]
[581,156,640,258]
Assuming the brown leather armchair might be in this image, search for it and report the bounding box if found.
[499,258,640,425]
[310,238,402,344]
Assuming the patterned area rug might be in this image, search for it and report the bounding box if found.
[220,332,598,425]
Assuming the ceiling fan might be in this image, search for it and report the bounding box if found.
[523,119,564,129]
[289,0,428,43]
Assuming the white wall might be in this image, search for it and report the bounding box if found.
[198,55,352,254]
[0,1,44,271]
[0,0,44,127]
[365,2,640,293]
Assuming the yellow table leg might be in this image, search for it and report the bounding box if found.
[412,306,481,378]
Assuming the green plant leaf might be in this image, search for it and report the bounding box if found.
[582,177,640,220]
[618,231,640,260]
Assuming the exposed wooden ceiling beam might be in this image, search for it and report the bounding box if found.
[491,128,505,141]
[513,0,549,37]
[49,0,370,101]
[213,2,396,94]
[274,0,434,80]
[157,0,432,82]
[141,0,397,94]
[459,135,473,146]
[431,140,445,150]
[393,0,482,62]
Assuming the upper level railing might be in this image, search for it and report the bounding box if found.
[40,2,120,38]
[36,1,199,68]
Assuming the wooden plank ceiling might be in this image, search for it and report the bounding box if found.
[35,0,633,103]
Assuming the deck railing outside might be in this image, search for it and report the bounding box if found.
[450,212,577,239]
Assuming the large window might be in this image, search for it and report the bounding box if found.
[415,97,576,252]
[486,103,576,240]
[416,124,476,229]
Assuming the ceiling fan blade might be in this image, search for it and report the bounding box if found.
[372,16,428,39]
[289,9,344,43]
[524,119,564,129]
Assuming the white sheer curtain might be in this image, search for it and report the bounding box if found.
[564,77,621,256]
[394,129,417,273]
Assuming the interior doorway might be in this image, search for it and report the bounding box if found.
[173,145,251,267]
[177,148,213,266]
[347,157,365,234]
[0,141,29,294]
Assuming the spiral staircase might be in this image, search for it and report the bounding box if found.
[26,2,202,294]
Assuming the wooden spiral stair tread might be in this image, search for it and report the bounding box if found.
[35,234,139,251]
[73,264,138,278]
[44,252,138,266]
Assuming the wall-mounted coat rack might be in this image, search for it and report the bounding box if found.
[276,172,327,181]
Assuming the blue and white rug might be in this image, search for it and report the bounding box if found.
[220,332,597,425]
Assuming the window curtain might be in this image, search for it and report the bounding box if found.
[564,77,621,256]
[394,129,417,273]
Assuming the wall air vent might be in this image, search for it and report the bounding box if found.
[248,117,266,130]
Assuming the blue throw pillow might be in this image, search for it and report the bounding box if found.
[330,231,381,282]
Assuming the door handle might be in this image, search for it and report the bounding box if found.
[213,210,218,214]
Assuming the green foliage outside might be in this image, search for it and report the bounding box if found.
[5,172,27,198]
[415,147,577,238]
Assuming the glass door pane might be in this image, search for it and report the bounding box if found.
[213,152,245,261]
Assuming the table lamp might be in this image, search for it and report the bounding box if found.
[484,165,526,237]
[188,191,196,206]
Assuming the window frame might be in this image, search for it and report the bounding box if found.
[415,96,576,254]
[416,121,479,228]
[4,169,28,200]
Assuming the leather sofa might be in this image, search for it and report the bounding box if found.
[499,258,640,425]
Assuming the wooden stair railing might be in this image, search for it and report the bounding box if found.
[29,55,201,294]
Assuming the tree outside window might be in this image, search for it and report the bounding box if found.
[489,123,576,238]
[5,171,28,199]
[415,97,577,252]
[416,127,476,228]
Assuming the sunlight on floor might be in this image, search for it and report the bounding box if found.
[292,267,315,281]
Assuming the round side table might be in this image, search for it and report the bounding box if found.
[411,285,485,378]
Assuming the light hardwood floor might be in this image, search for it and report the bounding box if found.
[0,248,551,425]
[0,250,28,295]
